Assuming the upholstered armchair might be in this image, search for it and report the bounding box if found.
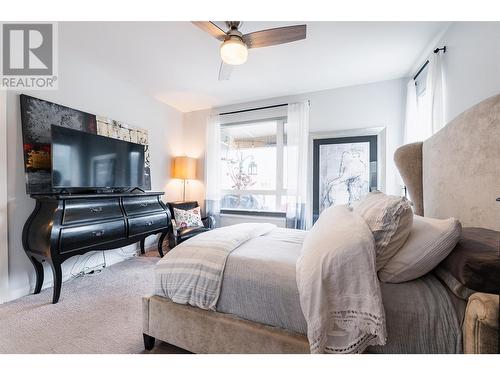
[166,201,214,249]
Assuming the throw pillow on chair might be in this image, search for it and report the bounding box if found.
[173,206,204,229]
[168,204,211,249]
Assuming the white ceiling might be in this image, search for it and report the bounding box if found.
[61,22,448,112]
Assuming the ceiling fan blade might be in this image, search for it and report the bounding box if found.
[218,61,233,81]
[243,24,306,49]
[192,21,227,41]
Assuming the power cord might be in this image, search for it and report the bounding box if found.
[69,252,106,278]
[68,246,137,280]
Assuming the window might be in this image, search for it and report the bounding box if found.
[220,118,286,213]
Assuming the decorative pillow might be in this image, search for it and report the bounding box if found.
[435,227,500,297]
[353,191,413,270]
[378,215,461,283]
[173,206,203,230]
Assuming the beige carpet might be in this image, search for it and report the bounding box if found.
[0,252,188,354]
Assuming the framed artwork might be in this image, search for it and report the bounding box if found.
[20,95,97,194]
[313,135,377,223]
[20,95,151,193]
[96,116,151,189]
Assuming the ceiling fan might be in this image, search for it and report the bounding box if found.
[192,21,307,80]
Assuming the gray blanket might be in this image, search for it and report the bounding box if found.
[155,223,275,310]
[216,228,465,354]
[155,227,465,353]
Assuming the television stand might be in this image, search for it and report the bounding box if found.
[22,191,171,304]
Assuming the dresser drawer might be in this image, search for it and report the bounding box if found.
[128,213,168,237]
[59,220,126,253]
[123,196,164,216]
[63,198,122,225]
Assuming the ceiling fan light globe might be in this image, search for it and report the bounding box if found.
[220,37,248,65]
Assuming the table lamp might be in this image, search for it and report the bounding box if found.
[172,156,197,201]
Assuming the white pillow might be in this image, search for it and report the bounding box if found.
[378,215,462,283]
[172,206,203,230]
[353,191,413,270]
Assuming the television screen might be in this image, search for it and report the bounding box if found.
[51,125,145,189]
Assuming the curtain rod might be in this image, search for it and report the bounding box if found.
[219,103,288,116]
[413,46,446,81]
[219,100,311,116]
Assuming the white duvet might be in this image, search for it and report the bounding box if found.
[296,205,387,353]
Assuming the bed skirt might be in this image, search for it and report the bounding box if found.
[142,295,309,354]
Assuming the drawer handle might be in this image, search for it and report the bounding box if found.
[146,221,154,226]
[139,202,148,207]
[92,230,105,237]
[90,207,103,213]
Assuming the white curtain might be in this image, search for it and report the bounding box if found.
[286,101,310,230]
[403,78,420,144]
[204,111,221,226]
[426,52,446,134]
[404,51,446,144]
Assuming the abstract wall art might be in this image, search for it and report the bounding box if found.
[20,95,151,194]
[96,116,151,189]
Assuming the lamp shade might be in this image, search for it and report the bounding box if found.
[172,156,197,180]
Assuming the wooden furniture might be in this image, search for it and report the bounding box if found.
[166,201,213,248]
[23,191,171,304]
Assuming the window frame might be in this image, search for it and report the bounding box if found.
[220,116,287,214]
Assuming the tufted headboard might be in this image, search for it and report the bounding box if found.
[395,94,500,231]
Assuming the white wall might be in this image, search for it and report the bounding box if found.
[3,33,184,302]
[183,78,407,209]
[0,91,8,303]
[182,109,210,205]
[417,22,500,123]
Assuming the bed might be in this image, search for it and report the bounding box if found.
[142,94,500,354]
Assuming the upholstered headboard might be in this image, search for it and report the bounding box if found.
[395,94,500,231]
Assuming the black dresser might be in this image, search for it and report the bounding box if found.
[22,191,171,303]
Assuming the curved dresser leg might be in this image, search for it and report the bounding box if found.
[29,256,44,294]
[140,239,146,255]
[49,260,62,304]
[157,232,167,258]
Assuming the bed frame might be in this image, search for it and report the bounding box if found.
[394,94,500,354]
[143,94,500,354]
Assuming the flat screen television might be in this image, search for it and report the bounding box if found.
[51,125,145,190]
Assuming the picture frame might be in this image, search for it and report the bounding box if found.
[312,135,378,223]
